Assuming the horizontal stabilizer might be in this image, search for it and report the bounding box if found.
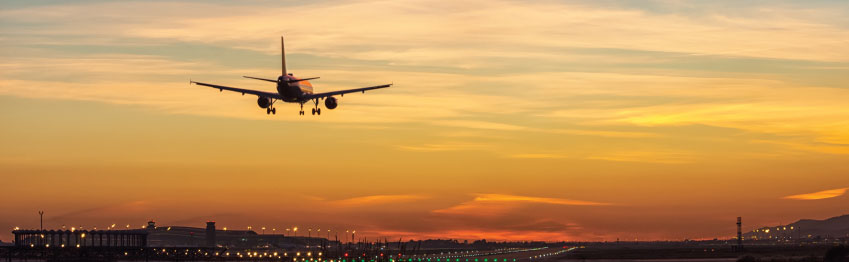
[288,77,319,83]
[243,76,277,83]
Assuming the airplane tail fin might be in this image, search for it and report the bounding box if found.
[281,36,287,76]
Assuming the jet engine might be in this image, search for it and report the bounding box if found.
[257,97,272,108]
[324,96,338,109]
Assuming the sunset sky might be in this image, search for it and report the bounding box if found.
[2,0,849,243]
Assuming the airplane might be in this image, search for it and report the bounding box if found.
[190,36,392,115]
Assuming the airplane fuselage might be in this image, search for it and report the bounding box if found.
[276,75,314,102]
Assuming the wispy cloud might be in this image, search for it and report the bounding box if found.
[435,120,526,131]
[474,194,611,206]
[586,150,696,164]
[783,188,848,200]
[433,193,610,215]
[397,143,488,152]
[330,194,429,207]
[7,0,847,61]
[508,153,568,159]
[543,128,658,138]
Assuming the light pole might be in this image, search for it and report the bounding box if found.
[38,211,44,230]
[262,227,266,235]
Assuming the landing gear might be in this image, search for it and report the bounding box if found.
[299,103,305,115]
[266,107,277,115]
[311,98,321,115]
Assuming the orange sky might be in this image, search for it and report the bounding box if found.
[1,0,849,243]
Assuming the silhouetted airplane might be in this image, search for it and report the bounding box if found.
[191,36,392,115]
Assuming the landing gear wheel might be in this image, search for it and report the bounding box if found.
[266,108,271,115]
[299,110,304,115]
[311,108,316,115]
[272,108,276,115]
[317,108,321,115]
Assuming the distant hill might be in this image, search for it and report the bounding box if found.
[744,214,849,240]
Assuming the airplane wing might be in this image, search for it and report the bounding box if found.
[306,84,392,99]
[191,81,283,99]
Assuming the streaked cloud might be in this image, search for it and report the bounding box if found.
[330,194,429,207]
[435,120,526,131]
[397,143,488,152]
[586,150,696,164]
[6,0,847,62]
[474,194,610,206]
[434,193,610,215]
[783,188,848,200]
[508,153,568,159]
[543,128,658,138]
